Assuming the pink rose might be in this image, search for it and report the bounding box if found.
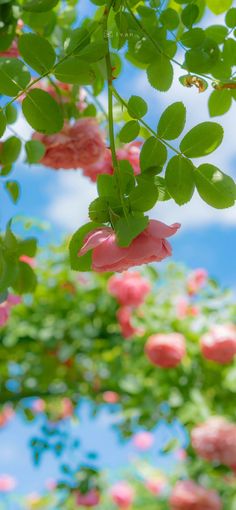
[108,271,151,307]
[0,40,19,58]
[200,324,236,364]
[111,482,134,509]
[19,255,36,268]
[78,220,180,273]
[32,118,105,170]
[145,478,166,495]
[0,405,15,428]
[76,489,100,507]
[145,333,186,368]
[191,417,236,468]
[117,306,142,339]
[82,142,141,182]
[0,475,16,492]
[103,391,120,404]
[187,268,208,295]
[133,431,154,450]
[170,480,222,510]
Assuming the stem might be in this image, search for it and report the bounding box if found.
[84,86,108,119]
[103,3,128,218]
[112,87,182,157]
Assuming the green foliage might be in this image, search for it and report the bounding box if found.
[208,89,232,117]
[147,56,173,91]
[127,96,148,119]
[194,163,236,209]
[119,120,140,142]
[165,156,195,205]
[25,140,46,163]
[157,102,186,140]
[54,57,95,84]
[0,58,31,96]
[22,89,64,134]
[180,122,224,158]
[18,33,56,74]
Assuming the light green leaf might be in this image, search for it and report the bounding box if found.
[208,90,232,117]
[180,122,223,157]
[194,163,235,208]
[0,137,21,164]
[127,95,148,119]
[147,55,173,92]
[119,120,140,143]
[157,102,186,140]
[25,140,46,164]
[69,222,102,271]
[22,89,64,134]
[206,0,232,15]
[18,33,56,74]
[0,58,31,96]
[129,180,159,212]
[5,180,20,203]
[140,137,167,171]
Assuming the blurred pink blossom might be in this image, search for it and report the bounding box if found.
[145,477,166,495]
[103,391,120,404]
[170,480,222,510]
[108,272,151,307]
[191,417,236,468]
[76,489,100,507]
[145,333,186,368]
[19,255,36,268]
[200,324,236,364]
[133,431,154,450]
[111,482,134,509]
[0,475,16,492]
[187,268,208,295]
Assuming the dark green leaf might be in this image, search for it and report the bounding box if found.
[0,109,6,137]
[64,28,90,54]
[54,57,95,84]
[147,56,173,92]
[5,104,17,124]
[22,89,64,134]
[129,180,159,212]
[25,140,46,163]
[225,7,236,27]
[205,25,228,44]
[181,5,199,28]
[13,261,37,293]
[22,0,59,12]
[223,38,236,66]
[181,28,205,48]
[0,58,31,96]
[69,222,102,271]
[18,238,37,257]
[0,137,21,164]
[140,137,167,171]
[180,122,224,157]
[160,8,179,30]
[76,42,107,62]
[5,180,20,203]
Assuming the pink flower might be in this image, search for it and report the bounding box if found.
[187,268,208,295]
[170,480,222,510]
[133,431,154,450]
[176,297,199,319]
[0,406,15,428]
[145,478,166,495]
[76,489,100,507]
[145,333,186,368]
[19,255,36,268]
[117,306,142,339]
[191,417,236,468]
[200,324,236,364]
[60,398,74,419]
[78,220,181,273]
[32,118,106,170]
[0,475,16,492]
[176,449,187,461]
[0,40,19,58]
[108,271,151,307]
[111,482,134,509]
[32,399,45,414]
[82,142,141,182]
[103,391,120,404]
[0,294,21,327]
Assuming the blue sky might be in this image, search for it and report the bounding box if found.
[0,2,235,504]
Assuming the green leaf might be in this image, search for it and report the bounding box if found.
[115,215,149,247]
[208,90,232,117]
[223,38,236,67]
[205,25,228,44]
[69,222,102,271]
[0,58,31,96]
[119,120,140,143]
[0,137,21,164]
[185,40,219,73]
[76,42,107,62]
[18,238,37,257]
[194,163,235,208]
[140,137,167,171]
[225,7,236,27]
[206,0,233,15]
[0,165,12,176]
[89,197,111,223]
[160,8,179,30]
[181,28,205,48]
[155,176,171,201]
[54,57,95,84]
[5,104,17,124]
[180,122,224,158]
[165,155,195,205]
[157,102,186,140]
[13,261,37,293]
[22,89,64,135]
[181,5,199,28]
[5,180,20,203]
[0,253,17,293]
[25,140,46,163]
[127,95,148,119]
[64,28,90,54]
[147,56,173,92]
[18,33,56,74]
[119,160,136,194]
[129,180,159,212]
[97,174,119,199]
[0,109,6,138]
[22,0,59,12]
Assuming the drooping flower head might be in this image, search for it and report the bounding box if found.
[145,333,186,368]
[169,480,222,510]
[78,220,180,273]
[200,324,236,364]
